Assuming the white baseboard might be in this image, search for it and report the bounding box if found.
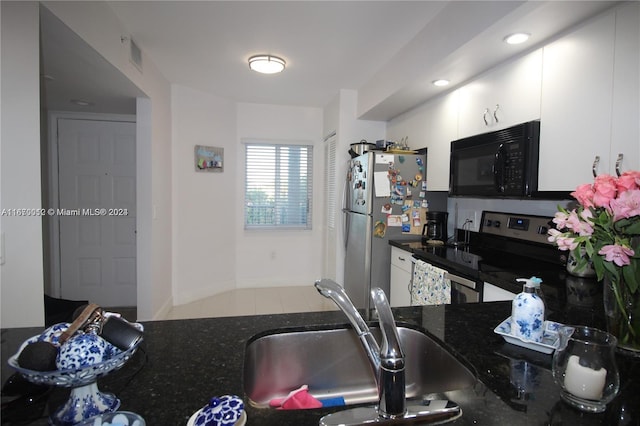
[235,276,318,289]
[172,279,236,306]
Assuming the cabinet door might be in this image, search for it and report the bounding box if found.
[457,49,542,139]
[390,247,412,307]
[387,92,458,191]
[538,12,616,191]
[424,92,459,191]
[390,265,411,307]
[611,2,639,175]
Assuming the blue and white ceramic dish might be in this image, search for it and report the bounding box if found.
[494,317,570,354]
[9,323,144,387]
[187,395,246,426]
[8,321,144,426]
[77,411,145,426]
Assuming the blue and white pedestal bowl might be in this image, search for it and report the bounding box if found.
[8,323,143,426]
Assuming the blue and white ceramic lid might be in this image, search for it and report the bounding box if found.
[187,395,245,426]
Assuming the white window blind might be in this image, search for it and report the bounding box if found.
[244,142,313,229]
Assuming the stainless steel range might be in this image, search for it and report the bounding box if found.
[411,211,567,308]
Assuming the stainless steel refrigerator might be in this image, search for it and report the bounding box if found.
[343,151,428,310]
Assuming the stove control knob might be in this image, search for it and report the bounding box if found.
[493,221,501,228]
[537,225,548,235]
[485,220,493,227]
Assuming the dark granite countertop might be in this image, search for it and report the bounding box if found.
[2,301,639,425]
[389,239,602,316]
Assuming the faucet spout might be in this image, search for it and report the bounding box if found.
[314,279,381,374]
[371,288,406,418]
[314,279,406,418]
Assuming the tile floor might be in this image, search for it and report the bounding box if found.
[163,285,339,320]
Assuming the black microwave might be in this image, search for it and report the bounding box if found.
[449,120,540,197]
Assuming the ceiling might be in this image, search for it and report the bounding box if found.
[40,1,619,121]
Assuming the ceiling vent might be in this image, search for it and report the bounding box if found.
[129,38,143,72]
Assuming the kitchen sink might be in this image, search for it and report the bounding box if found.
[243,323,477,408]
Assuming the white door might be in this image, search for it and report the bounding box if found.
[57,118,136,307]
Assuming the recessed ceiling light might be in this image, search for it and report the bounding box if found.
[248,55,286,74]
[432,79,450,87]
[504,33,530,45]
[70,99,94,107]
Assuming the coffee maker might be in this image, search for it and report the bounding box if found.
[422,211,448,244]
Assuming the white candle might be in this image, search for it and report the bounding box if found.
[564,355,607,400]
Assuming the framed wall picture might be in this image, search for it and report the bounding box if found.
[195,145,223,173]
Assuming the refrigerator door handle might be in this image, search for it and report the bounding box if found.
[343,210,350,249]
[343,165,351,211]
[342,170,350,249]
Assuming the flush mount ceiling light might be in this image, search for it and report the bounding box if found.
[504,33,530,45]
[432,79,450,87]
[248,55,286,74]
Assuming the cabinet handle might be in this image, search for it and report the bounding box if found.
[615,153,624,177]
[483,108,490,126]
[493,104,500,123]
[592,156,600,177]
[398,256,406,262]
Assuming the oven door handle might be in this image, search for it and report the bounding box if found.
[444,272,477,290]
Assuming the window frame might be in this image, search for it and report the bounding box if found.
[243,140,314,230]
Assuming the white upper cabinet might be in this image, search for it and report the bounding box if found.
[386,3,637,193]
[457,49,543,139]
[423,92,459,191]
[610,2,639,176]
[387,91,458,191]
[538,11,617,191]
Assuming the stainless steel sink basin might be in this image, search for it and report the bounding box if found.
[243,324,477,408]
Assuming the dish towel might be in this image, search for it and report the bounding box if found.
[268,385,345,409]
[411,260,451,305]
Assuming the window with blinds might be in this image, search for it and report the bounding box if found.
[244,142,313,229]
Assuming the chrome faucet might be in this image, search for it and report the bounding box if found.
[314,279,406,418]
[314,279,462,426]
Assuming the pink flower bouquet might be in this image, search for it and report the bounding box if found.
[548,171,640,351]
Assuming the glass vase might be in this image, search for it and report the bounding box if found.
[566,248,596,278]
[552,326,619,413]
[603,276,640,356]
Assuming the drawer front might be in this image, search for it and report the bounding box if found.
[391,247,413,272]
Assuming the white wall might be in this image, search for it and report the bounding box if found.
[39,2,173,321]
[235,103,324,288]
[447,197,568,239]
[171,85,236,304]
[0,2,45,328]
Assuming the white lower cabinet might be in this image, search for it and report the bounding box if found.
[390,246,413,307]
[483,282,516,302]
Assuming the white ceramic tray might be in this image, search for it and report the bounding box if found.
[494,317,568,354]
